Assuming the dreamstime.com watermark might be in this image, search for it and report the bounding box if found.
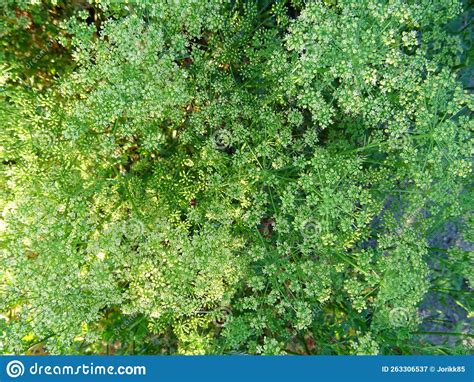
[389,307,411,327]
[5,360,146,379]
[212,129,232,150]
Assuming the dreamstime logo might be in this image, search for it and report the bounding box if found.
[389,307,410,327]
[212,129,232,150]
[32,131,54,151]
[213,307,232,327]
[300,219,321,240]
[122,218,145,240]
[6,360,25,378]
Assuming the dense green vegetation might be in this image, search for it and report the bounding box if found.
[1,0,472,355]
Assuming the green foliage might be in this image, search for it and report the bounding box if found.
[1,0,472,355]
[0,0,79,88]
